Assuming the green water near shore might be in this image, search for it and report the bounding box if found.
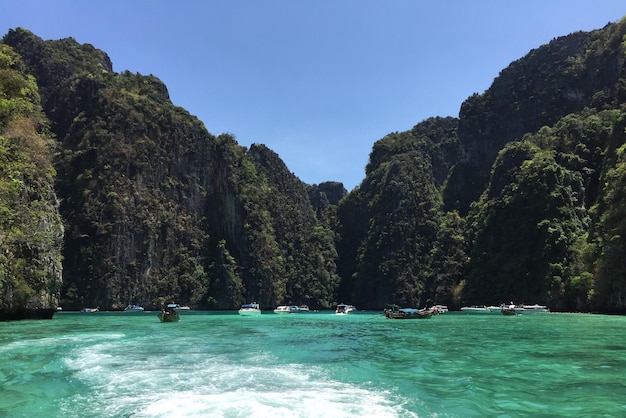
[1,310,625,417]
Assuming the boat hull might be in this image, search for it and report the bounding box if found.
[501,304,550,314]
[158,312,180,322]
[460,306,499,314]
[238,310,261,316]
[274,305,299,314]
[239,302,261,316]
[384,307,433,319]
[335,304,356,314]
[519,304,550,313]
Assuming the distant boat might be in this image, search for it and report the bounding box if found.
[158,303,180,322]
[274,305,300,314]
[460,305,499,314]
[384,305,434,319]
[123,304,144,312]
[501,306,518,316]
[519,304,550,313]
[176,305,191,312]
[238,302,261,316]
[80,307,99,313]
[500,303,550,315]
[335,303,356,315]
[434,305,449,314]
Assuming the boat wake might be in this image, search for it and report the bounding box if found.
[61,341,418,418]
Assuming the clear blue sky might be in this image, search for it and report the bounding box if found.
[3,1,625,190]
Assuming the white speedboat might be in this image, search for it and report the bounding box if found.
[520,304,550,313]
[274,305,300,314]
[274,305,311,313]
[123,304,144,312]
[460,305,496,314]
[434,305,449,314]
[498,302,549,314]
[335,303,356,314]
[238,302,261,316]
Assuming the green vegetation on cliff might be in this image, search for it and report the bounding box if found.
[338,18,626,312]
[337,119,465,309]
[0,43,63,315]
[3,28,340,311]
[2,17,626,315]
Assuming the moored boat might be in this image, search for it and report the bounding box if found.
[80,307,99,313]
[335,303,356,314]
[274,305,300,314]
[238,302,261,316]
[500,302,549,315]
[384,305,434,319]
[158,303,180,322]
[434,305,449,314]
[501,306,518,316]
[174,305,191,313]
[123,304,144,312]
[520,304,550,313]
[460,305,498,314]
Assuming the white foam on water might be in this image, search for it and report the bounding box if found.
[61,342,419,418]
[134,385,408,418]
[0,332,126,352]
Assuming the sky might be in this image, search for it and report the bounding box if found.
[3,1,625,191]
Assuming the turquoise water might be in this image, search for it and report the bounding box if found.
[1,311,626,417]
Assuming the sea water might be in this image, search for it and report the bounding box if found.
[1,310,625,417]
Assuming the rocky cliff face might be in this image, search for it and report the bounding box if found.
[3,28,340,311]
[337,18,626,312]
[3,17,626,315]
[0,41,63,320]
[444,23,626,214]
